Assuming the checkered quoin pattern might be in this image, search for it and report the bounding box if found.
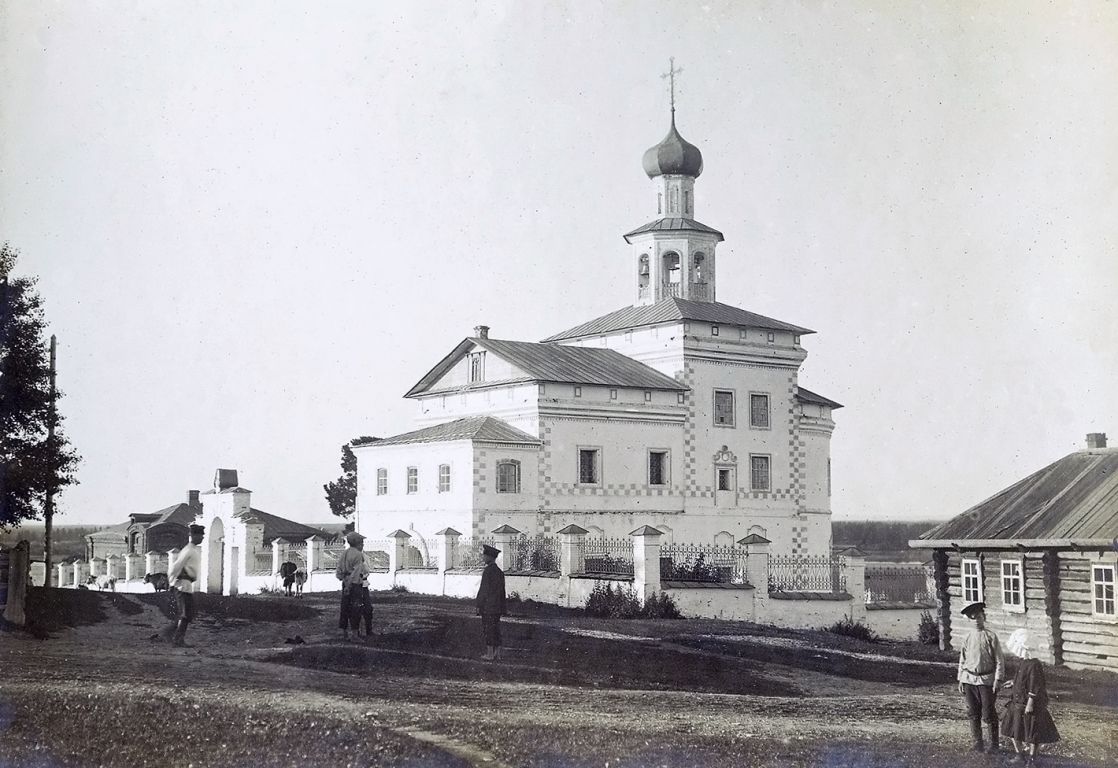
[474,449,488,495]
[680,364,698,496]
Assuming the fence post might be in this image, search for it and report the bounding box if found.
[74,560,89,587]
[490,525,520,571]
[842,553,867,622]
[57,563,69,588]
[630,526,662,603]
[305,535,323,573]
[145,551,159,576]
[105,555,120,581]
[125,554,141,582]
[271,539,283,574]
[387,530,411,575]
[435,528,461,574]
[739,534,770,622]
[557,525,588,577]
[89,558,104,578]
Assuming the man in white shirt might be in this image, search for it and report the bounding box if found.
[957,601,1005,752]
[168,524,205,647]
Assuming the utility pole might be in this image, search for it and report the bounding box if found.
[43,334,57,587]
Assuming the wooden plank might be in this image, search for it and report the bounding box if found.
[1061,635,1118,655]
[1061,616,1118,634]
[1062,651,1118,674]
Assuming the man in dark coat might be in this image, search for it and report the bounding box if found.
[475,544,506,661]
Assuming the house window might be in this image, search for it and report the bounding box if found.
[496,460,521,493]
[406,467,418,494]
[714,390,735,426]
[574,386,582,398]
[376,468,388,496]
[750,455,771,491]
[711,324,719,336]
[1092,564,1116,617]
[438,464,451,493]
[468,351,485,383]
[648,451,668,486]
[1001,560,1024,612]
[578,448,600,485]
[717,468,734,491]
[644,390,652,402]
[677,392,685,404]
[794,334,801,345]
[610,388,617,400]
[749,393,770,429]
[962,559,983,604]
[739,329,748,340]
[766,331,775,343]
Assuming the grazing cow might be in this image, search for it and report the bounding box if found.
[279,561,298,596]
[88,574,117,592]
[294,569,307,597]
[144,572,170,591]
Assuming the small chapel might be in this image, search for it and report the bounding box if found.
[355,86,842,560]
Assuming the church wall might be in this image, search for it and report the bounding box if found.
[799,408,835,514]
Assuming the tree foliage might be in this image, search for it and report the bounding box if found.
[323,435,378,518]
[0,243,80,530]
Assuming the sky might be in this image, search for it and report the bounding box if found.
[1,2,1115,527]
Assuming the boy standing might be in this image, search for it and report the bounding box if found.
[475,544,506,661]
[957,601,1005,752]
[168,524,205,647]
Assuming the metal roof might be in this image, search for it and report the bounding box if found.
[623,217,724,242]
[406,337,688,397]
[914,449,1118,546]
[235,508,338,546]
[796,387,844,410]
[367,416,541,447]
[541,298,814,342]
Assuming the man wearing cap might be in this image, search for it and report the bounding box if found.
[167,524,205,647]
[957,601,1005,752]
[335,531,368,641]
[475,544,506,661]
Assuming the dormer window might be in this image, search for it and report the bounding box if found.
[468,351,486,383]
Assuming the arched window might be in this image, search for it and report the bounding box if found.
[496,459,521,493]
[714,531,734,547]
[638,254,650,290]
[663,252,681,285]
[693,253,705,282]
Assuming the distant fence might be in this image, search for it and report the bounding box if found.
[661,543,749,584]
[864,563,934,604]
[576,537,634,577]
[452,537,496,569]
[768,555,846,593]
[510,534,559,572]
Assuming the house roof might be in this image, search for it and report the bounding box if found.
[541,298,814,343]
[149,502,200,527]
[236,508,338,546]
[796,387,844,410]
[365,416,541,448]
[405,336,688,397]
[913,448,1118,549]
[623,217,723,242]
[88,521,130,540]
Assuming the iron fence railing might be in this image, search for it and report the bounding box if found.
[660,543,749,584]
[768,555,846,593]
[576,537,634,577]
[252,552,273,572]
[452,537,496,569]
[510,534,560,572]
[864,563,934,604]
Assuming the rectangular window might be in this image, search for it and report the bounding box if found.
[749,393,770,429]
[578,448,600,484]
[711,324,719,336]
[649,451,668,486]
[644,390,652,402]
[574,386,582,398]
[438,464,451,493]
[766,331,775,343]
[962,559,983,604]
[739,329,748,340]
[1001,560,1024,611]
[714,390,735,426]
[750,455,771,491]
[1093,564,1116,617]
[609,388,618,400]
[496,460,521,493]
[717,468,734,491]
[406,467,418,494]
[376,468,388,496]
[677,392,686,404]
[468,351,485,383]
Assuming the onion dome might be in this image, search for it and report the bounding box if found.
[641,115,704,178]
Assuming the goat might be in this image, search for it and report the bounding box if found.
[144,572,170,591]
[88,574,117,592]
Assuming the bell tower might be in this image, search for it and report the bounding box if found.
[625,59,724,307]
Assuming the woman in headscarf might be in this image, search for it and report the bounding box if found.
[1000,628,1060,764]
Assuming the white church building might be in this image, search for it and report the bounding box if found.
[354,105,842,560]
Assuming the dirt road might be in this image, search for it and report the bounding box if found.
[1,589,1114,767]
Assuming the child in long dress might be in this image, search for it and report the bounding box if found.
[1000,628,1060,764]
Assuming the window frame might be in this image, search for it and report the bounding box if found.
[376,468,388,496]
[406,466,418,495]
[495,459,521,494]
[1092,563,1116,618]
[467,351,485,383]
[648,449,669,487]
[749,454,771,492]
[438,464,451,493]
[713,389,736,427]
[749,392,771,430]
[716,467,735,492]
[962,558,984,604]
[577,446,601,486]
[1000,559,1025,613]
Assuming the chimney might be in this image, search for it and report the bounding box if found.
[187,490,200,506]
[214,468,239,490]
[1087,433,1108,450]
[473,325,489,339]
